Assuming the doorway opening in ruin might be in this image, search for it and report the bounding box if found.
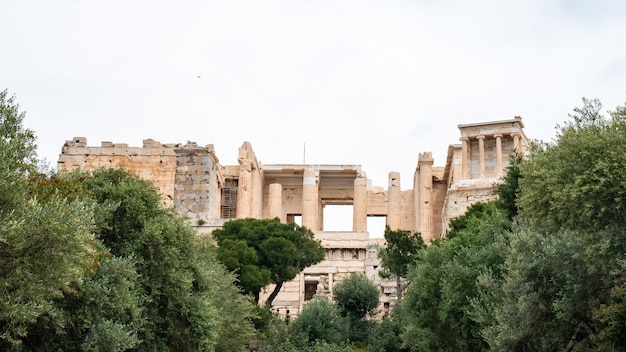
[323,205,353,231]
[304,281,317,301]
[286,214,302,226]
[367,216,386,238]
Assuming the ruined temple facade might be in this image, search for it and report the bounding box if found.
[58,117,527,317]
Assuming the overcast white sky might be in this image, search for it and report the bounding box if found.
[2,1,626,222]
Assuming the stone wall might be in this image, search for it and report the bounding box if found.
[58,138,222,221]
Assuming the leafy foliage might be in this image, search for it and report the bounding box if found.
[399,205,509,351]
[591,261,626,350]
[378,226,425,300]
[334,273,380,319]
[0,91,98,348]
[259,316,353,352]
[447,201,506,238]
[290,298,347,345]
[77,169,256,351]
[0,90,37,215]
[212,217,325,305]
[494,152,523,221]
[333,273,379,346]
[368,315,409,352]
[473,224,619,351]
[518,98,626,231]
[473,99,626,351]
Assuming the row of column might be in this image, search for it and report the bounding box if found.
[265,170,405,232]
[460,133,521,179]
[266,169,322,230]
[266,171,371,232]
[264,169,407,233]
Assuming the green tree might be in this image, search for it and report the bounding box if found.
[446,201,501,238]
[494,152,523,221]
[0,91,98,348]
[591,261,626,350]
[212,217,325,306]
[333,273,379,346]
[377,226,425,300]
[399,204,509,352]
[80,169,256,351]
[518,98,626,232]
[23,256,145,352]
[368,315,409,352]
[473,99,626,351]
[0,89,37,215]
[289,298,346,345]
[334,273,379,319]
[473,224,618,351]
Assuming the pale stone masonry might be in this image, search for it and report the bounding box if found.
[58,117,527,317]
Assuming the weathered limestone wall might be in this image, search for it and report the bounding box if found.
[399,190,415,232]
[58,137,177,205]
[415,152,435,241]
[174,143,222,222]
[366,186,387,217]
[261,168,305,222]
[58,138,222,221]
[431,167,447,239]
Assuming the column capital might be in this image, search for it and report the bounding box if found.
[494,133,503,138]
[476,135,486,140]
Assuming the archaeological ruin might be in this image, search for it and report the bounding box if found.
[58,117,527,318]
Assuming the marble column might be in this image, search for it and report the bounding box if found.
[386,172,401,231]
[268,183,283,221]
[495,134,503,177]
[236,160,252,218]
[512,133,521,153]
[417,152,434,241]
[302,169,319,231]
[477,135,485,179]
[353,177,367,232]
[461,137,470,179]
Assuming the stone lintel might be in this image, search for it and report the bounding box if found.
[457,116,524,129]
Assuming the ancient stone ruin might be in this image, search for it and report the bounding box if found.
[58,117,527,318]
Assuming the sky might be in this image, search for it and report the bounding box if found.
[2,1,626,232]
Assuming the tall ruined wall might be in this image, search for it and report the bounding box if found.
[431,167,447,238]
[235,142,264,219]
[58,137,177,204]
[58,137,222,221]
[174,143,222,222]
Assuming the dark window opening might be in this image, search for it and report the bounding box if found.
[221,178,238,219]
[304,282,317,301]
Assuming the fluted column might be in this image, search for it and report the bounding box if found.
[236,160,252,218]
[386,172,401,231]
[495,134,503,177]
[461,137,470,179]
[417,153,434,241]
[268,183,283,221]
[477,135,485,179]
[302,169,319,231]
[512,133,521,153]
[353,177,367,232]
